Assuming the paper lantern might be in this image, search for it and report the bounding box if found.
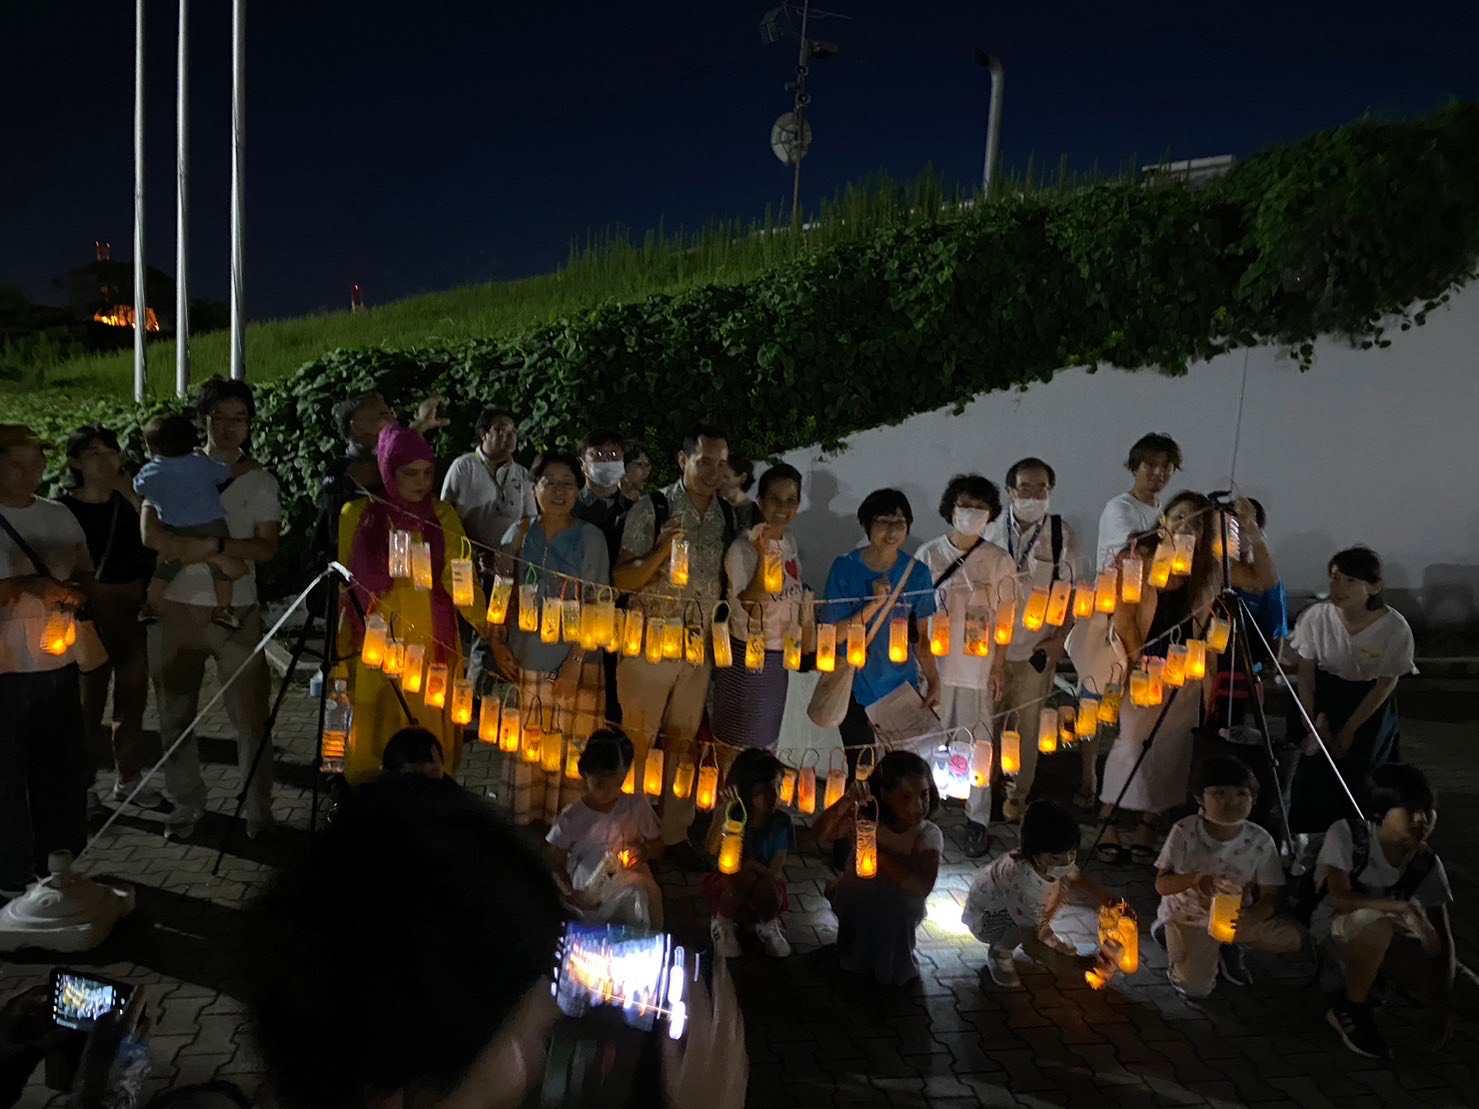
[783,623,802,671]
[388,529,412,578]
[1000,729,1021,775]
[685,626,706,667]
[402,643,425,693]
[621,762,636,794]
[538,597,561,645]
[887,609,908,663]
[823,751,847,810]
[745,631,766,672]
[695,747,720,811]
[451,557,475,608]
[943,736,972,801]
[486,573,513,625]
[1120,556,1143,604]
[1076,695,1099,738]
[855,745,876,783]
[541,722,564,774]
[623,609,646,657]
[592,588,618,648]
[762,541,784,593]
[1171,533,1195,575]
[564,737,584,780]
[712,623,734,669]
[520,702,544,764]
[561,593,582,644]
[424,662,448,710]
[993,598,1016,646]
[1023,586,1050,631]
[643,748,665,797]
[579,599,601,651]
[661,618,684,661]
[1072,581,1095,619]
[797,766,817,814]
[644,617,664,663]
[815,623,837,672]
[1185,639,1208,680]
[1145,658,1166,705]
[671,755,695,800]
[927,610,950,656]
[778,767,798,806]
[1128,670,1150,707]
[964,605,991,657]
[1046,580,1072,627]
[39,611,72,656]
[845,619,865,667]
[517,583,539,632]
[450,678,474,725]
[1150,542,1174,588]
[717,798,747,875]
[1207,617,1231,653]
[498,688,521,753]
[1094,569,1118,614]
[411,542,433,590]
[1098,682,1123,725]
[854,799,879,879]
[1116,910,1140,974]
[1163,643,1188,687]
[382,638,404,678]
[1058,705,1076,747]
[668,533,689,587]
[360,615,388,669]
[1208,879,1242,943]
[477,696,499,744]
[1037,708,1058,755]
[970,738,993,789]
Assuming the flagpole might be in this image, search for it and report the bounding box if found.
[133,0,148,402]
[175,0,190,397]
[228,0,246,381]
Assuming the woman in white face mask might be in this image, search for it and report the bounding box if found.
[915,475,1017,858]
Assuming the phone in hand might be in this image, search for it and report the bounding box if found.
[49,968,133,1032]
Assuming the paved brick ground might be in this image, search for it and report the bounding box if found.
[5,647,1477,1107]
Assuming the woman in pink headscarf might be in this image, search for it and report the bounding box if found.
[338,424,486,783]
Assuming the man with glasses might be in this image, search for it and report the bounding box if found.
[1096,432,1182,569]
[140,378,281,842]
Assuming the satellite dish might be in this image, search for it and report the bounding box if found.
[770,111,813,166]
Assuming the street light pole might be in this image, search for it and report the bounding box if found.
[790,0,812,223]
[175,0,190,398]
[133,0,147,403]
[228,0,246,381]
[975,51,1004,198]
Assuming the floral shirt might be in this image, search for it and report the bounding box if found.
[1154,815,1285,926]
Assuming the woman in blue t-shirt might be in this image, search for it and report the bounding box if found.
[821,488,939,765]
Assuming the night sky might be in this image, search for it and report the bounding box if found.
[5,1,1474,320]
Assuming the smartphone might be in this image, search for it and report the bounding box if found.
[552,923,691,1040]
[49,968,133,1032]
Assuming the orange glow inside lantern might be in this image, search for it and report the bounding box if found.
[779,767,798,806]
[928,610,950,656]
[1099,684,1123,724]
[498,706,521,753]
[521,716,544,764]
[1171,533,1195,575]
[1037,708,1058,754]
[360,615,388,669]
[887,612,908,663]
[541,728,564,774]
[695,760,719,812]
[1076,696,1099,738]
[1186,639,1208,680]
[824,767,846,810]
[643,748,665,797]
[562,596,582,644]
[815,623,837,672]
[797,767,817,814]
[1163,644,1188,687]
[1000,730,1021,775]
[668,534,689,587]
[762,542,784,593]
[993,598,1016,646]
[1046,580,1072,627]
[855,807,878,879]
[41,612,73,656]
[411,542,433,590]
[672,757,695,800]
[846,619,865,667]
[1207,617,1231,652]
[1094,569,1118,614]
[450,678,474,725]
[970,739,993,789]
[1128,670,1150,707]
[451,558,475,608]
[621,761,636,794]
[1208,880,1241,943]
[712,618,733,668]
[783,624,802,671]
[486,574,513,624]
[623,610,646,657]
[745,633,765,672]
[661,618,683,660]
[517,584,539,632]
[424,662,448,709]
[565,738,584,780]
[717,800,746,875]
[1150,543,1174,588]
[964,606,991,657]
[402,644,425,693]
[382,638,404,678]
[685,626,706,667]
[1072,582,1095,619]
[1023,586,1050,631]
[1120,556,1143,604]
[477,697,499,744]
[644,618,664,663]
[540,599,562,644]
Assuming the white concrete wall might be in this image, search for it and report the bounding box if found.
[777,282,1479,632]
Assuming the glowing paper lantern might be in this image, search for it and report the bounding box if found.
[797,766,817,814]
[1046,580,1072,627]
[564,737,583,780]
[661,618,683,661]
[1072,582,1096,619]
[1094,569,1118,614]
[1128,670,1150,707]
[846,619,865,667]
[970,738,993,789]
[685,625,706,667]
[669,533,689,587]
[621,762,636,794]
[672,755,695,800]
[695,747,720,811]
[521,706,545,764]
[783,623,802,671]
[517,582,539,632]
[1120,556,1143,604]
[778,767,798,807]
[644,617,664,664]
[1186,639,1208,680]
[498,688,521,753]
[854,799,879,879]
[539,598,561,645]
[360,615,388,669]
[477,696,499,744]
[815,623,837,672]
[888,609,908,663]
[562,593,582,645]
[1037,708,1058,755]
[643,748,665,797]
[823,752,847,810]
[1150,543,1174,588]
[451,557,475,608]
[1000,729,1021,775]
[717,798,747,875]
[1171,533,1195,575]
[928,610,950,656]
[1076,695,1099,738]
[711,604,733,668]
[1098,683,1123,725]
[1208,879,1241,943]
[541,722,564,774]
[450,678,474,725]
[1164,643,1189,687]
[1207,617,1231,653]
[964,605,991,657]
[1145,658,1166,705]
[993,598,1016,646]
[762,541,784,594]
[745,631,766,672]
[411,542,433,590]
[388,530,411,578]
[402,644,425,694]
[486,573,513,625]
[1023,586,1050,631]
[424,662,448,710]
[943,736,973,800]
[623,609,646,657]
[382,638,404,678]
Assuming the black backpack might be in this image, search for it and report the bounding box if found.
[1286,817,1438,924]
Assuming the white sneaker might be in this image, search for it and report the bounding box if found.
[112,776,165,810]
[710,917,742,958]
[754,918,792,958]
[986,945,1021,988]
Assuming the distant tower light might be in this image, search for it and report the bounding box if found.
[96,241,112,262]
[351,284,366,313]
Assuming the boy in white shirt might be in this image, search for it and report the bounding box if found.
[1154,755,1303,998]
[964,801,1114,987]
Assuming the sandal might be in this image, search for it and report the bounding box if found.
[1129,822,1160,864]
[1094,841,1130,865]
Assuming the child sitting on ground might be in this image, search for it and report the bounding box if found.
[133,413,247,629]
[963,800,1115,987]
[545,728,665,929]
[814,749,942,985]
[1317,763,1476,1058]
[703,748,795,959]
[381,726,446,780]
[1154,754,1302,998]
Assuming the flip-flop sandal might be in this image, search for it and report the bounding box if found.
[1094,842,1131,865]
[1130,842,1158,865]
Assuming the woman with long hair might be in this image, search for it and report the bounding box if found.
[339,425,486,783]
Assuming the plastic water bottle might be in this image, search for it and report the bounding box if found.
[308,667,324,699]
[321,680,353,775]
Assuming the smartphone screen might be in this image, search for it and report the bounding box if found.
[50,969,132,1032]
[553,924,688,1038]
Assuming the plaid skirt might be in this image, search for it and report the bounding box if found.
[500,659,608,826]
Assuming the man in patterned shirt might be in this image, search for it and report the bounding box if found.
[615,423,735,869]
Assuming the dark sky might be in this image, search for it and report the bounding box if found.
[5,1,1474,320]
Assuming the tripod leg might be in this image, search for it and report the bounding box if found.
[309,573,344,840]
[1087,688,1179,860]
[1231,595,1296,849]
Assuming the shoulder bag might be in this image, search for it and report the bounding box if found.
[807,552,918,728]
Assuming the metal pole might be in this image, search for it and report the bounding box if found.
[175,0,190,397]
[790,0,811,223]
[978,52,1005,198]
[133,0,147,403]
[228,0,246,381]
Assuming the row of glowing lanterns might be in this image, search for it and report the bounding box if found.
[1085,880,1245,990]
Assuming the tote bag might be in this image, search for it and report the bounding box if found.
[807,553,917,728]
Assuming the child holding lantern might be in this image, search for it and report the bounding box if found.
[815,750,943,985]
[703,749,796,958]
[963,801,1115,987]
[1153,755,1302,998]
[546,728,665,929]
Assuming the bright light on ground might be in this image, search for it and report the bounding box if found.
[924,894,975,936]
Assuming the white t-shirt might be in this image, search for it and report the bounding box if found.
[547,795,661,885]
[1313,819,1451,909]
[0,497,93,674]
[1095,492,1162,570]
[1154,814,1286,926]
[916,534,1016,690]
[981,512,1083,661]
[724,528,803,648]
[963,850,1072,936]
[440,452,537,550]
[154,465,282,608]
[1288,602,1417,682]
[876,818,944,860]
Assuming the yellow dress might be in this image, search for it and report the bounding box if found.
[337,499,485,784]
